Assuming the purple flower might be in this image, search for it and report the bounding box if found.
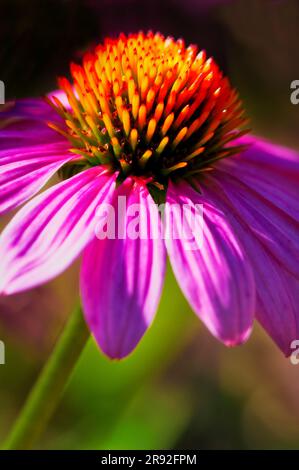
[0,32,298,359]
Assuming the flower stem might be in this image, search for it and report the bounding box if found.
[2,304,90,450]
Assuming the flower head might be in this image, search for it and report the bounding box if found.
[0,32,299,359]
[48,32,248,185]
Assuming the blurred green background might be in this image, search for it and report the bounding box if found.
[0,0,299,450]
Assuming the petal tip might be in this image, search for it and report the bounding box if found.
[221,324,253,348]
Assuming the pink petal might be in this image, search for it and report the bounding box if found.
[80,179,166,359]
[165,179,255,346]
[47,89,71,110]
[0,141,72,215]
[205,174,299,356]
[0,167,116,294]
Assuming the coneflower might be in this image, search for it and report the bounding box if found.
[0,31,298,359]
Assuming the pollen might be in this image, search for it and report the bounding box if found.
[47,31,249,184]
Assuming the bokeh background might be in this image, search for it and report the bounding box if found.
[0,0,299,450]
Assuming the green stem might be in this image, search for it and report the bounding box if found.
[2,304,90,450]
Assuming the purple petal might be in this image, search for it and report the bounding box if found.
[213,166,299,279]
[0,167,116,294]
[0,97,63,127]
[0,141,72,215]
[0,97,65,150]
[256,262,299,356]
[219,135,299,220]
[165,179,255,346]
[205,175,299,356]
[232,135,299,182]
[80,179,166,359]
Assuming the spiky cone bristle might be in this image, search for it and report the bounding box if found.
[47,31,249,186]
